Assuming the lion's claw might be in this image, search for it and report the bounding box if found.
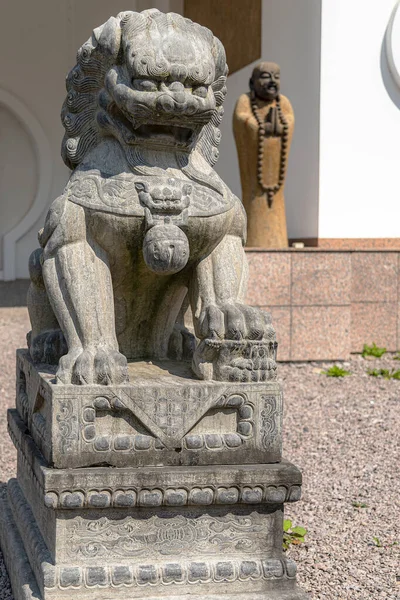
[193,302,278,382]
[56,346,128,385]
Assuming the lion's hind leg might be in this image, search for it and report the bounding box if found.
[27,247,67,365]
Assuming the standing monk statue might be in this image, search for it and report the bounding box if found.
[233,62,294,248]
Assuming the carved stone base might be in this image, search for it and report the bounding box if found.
[16,349,283,469]
[0,412,308,600]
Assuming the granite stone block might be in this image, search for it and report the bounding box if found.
[351,302,398,352]
[291,252,351,306]
[291,306,351,361]
[351,252,398,303]
[246,252,291,306]
[318,239,400,249]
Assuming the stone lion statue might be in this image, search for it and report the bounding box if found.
[27,9,277,385]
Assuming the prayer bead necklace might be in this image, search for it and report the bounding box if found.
[250,94,289,207]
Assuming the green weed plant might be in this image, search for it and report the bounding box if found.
[362,343,386,358]
[283,519,307,551]
[321,365,351,377]
[368,368,400,380]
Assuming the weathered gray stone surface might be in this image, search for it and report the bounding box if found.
[26,8,277,386]
[0,9,307,600]
[1,409,307,599]
[16,350,283,468]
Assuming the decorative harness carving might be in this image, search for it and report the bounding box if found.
[135,178,192,275]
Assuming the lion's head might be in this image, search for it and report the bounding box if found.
[61,9,227,171]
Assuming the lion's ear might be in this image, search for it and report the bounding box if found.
[94,16,121,59]
[212,36,227,81]
[61,15,123,170]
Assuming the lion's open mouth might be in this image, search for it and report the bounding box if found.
[134,123,196,147]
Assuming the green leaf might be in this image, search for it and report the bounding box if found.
[373,536,382,547]
[368,369,380,377]
[283,519,292,532]
[291,526,307,537]
[368,368,400,380]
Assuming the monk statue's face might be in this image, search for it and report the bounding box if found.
[250,62,280,101]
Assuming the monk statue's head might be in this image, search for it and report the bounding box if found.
[250,62,280,101]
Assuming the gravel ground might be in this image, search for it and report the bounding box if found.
[0,306,399,599]
[0,307,29,600]
[284,357,400,599]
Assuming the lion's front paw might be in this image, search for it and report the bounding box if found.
[56,346,128,385]
[193,304,277,382]
[193,338,277,382]
[197,303,275,342]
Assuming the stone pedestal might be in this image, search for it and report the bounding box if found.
[0,350,307,600]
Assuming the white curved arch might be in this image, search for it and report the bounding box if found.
[0,88,52,280]
[386,0,400,89]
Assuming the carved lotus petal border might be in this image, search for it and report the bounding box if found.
[8,409,301,510]
[44,483,301,509]
[52,557,297,590]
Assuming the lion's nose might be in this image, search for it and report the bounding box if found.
[156,94,176,113]
[169,81,185,92]
[159,81,186,105]
[156,88,198,115]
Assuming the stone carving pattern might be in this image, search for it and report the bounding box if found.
[66,513,266,559]
[7,479,56,588]
[43,483,301,510]
[20,451,273,506]
[55,557,297,590]
[7,412,45,500]
[56,399,78,453]
[260,395,280,450]
[184,392,254,450]
[2,466,300,593]
[16,368,29,426]
[80,391,256,453]
[8,401,300,512]
[31,413,46,444]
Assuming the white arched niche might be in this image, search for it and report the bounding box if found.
[386,0,400,88]
[0,88,52,281]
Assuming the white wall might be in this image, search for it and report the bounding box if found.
[319,0,400,238]
[216,0,322,240]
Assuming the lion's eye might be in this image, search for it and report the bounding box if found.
[132,79,158,92]
[192,86,208,98]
